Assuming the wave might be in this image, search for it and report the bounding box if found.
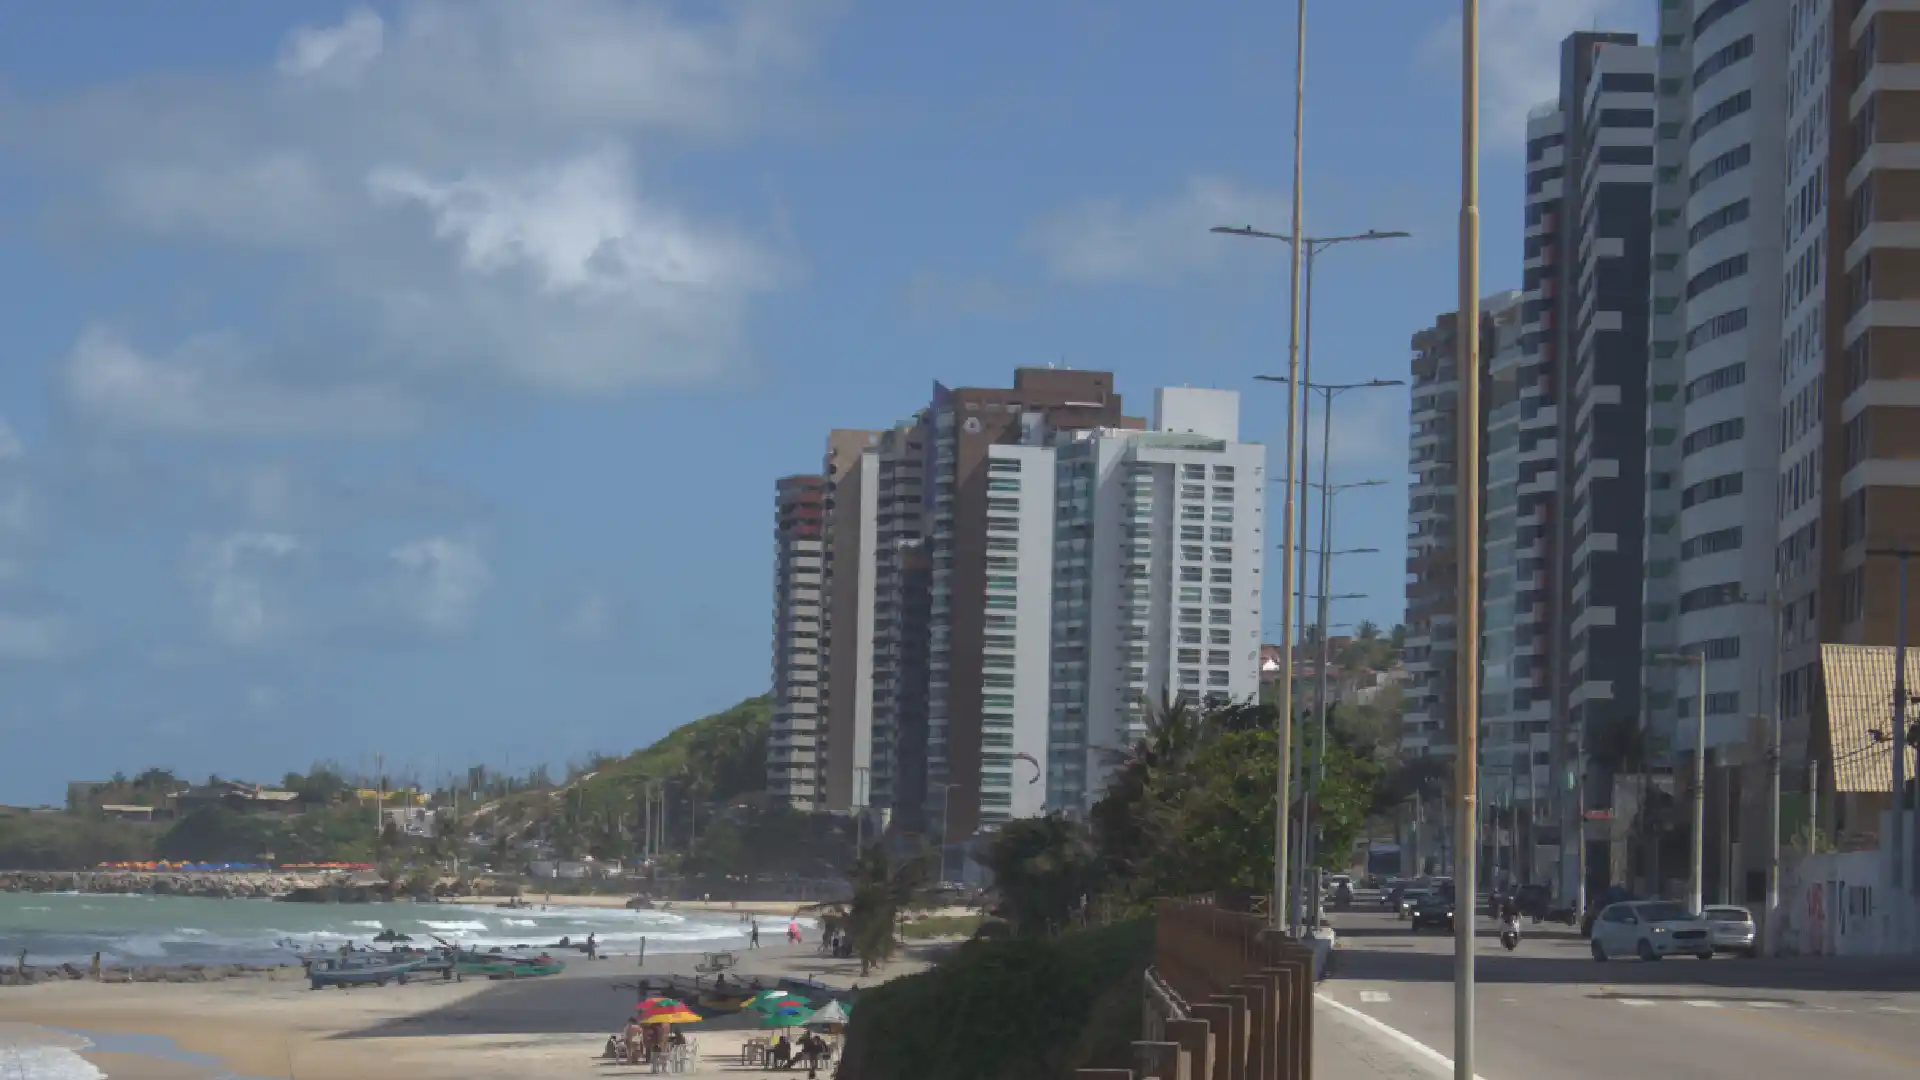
[3,1045,107,1080]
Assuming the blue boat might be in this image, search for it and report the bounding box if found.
[307,955,422,990]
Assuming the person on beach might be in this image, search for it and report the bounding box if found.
[787,919,801,945]
[749,920,761,948]
[585,932,597,960]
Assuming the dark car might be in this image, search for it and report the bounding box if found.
[1515,883,1550,920]
[1410,888,1456,932]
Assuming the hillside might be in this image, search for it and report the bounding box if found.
[467,693,773,861]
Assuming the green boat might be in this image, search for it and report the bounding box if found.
[455,952,567,979]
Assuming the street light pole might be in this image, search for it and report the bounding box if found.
[1868,548,1918,915]
[1454,0,1481,1075]
[1226,226,1410,934]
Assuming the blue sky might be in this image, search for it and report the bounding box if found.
[0,0,1652,803]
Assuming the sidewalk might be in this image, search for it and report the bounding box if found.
[1312,996,1446,1080]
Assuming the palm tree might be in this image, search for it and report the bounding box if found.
[817,845,928,976]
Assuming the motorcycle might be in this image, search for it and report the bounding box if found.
[1499,916,1521,951]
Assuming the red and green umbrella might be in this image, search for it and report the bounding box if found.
[757,1003,816,1029]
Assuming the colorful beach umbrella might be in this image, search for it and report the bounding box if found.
[744,990,799,1012]
[758,1005,815,1029]
[634,998,702,1025]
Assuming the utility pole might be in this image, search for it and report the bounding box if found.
[1273,0,1310,934]
[1453,1,1481,1074]
[1868,548,1917,923]
[1691,654,1707,916]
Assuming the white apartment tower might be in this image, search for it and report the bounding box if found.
[1047,388,1267,814]
[1646,0,1788,770]
[769,474,828,809]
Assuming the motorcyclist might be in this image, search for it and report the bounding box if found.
[1498,892,1520,927]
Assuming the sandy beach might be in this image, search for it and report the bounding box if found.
[0,939,945,1079]
[446,894,829,917]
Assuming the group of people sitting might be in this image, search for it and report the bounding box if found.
[604,1021,688,1066]
[764,1031,831,1072]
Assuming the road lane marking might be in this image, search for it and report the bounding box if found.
[1359,990,1392,1003]
[1746,1002,1789,1009]
[1315,993,1490,1080]
[1684,1001,1723,1008]
[1872,1005,1914,1014]
[1615,998,1656,1006]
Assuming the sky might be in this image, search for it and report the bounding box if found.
[0,0,1655,804]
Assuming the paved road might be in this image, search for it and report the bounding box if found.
[1315,910,1920,1080]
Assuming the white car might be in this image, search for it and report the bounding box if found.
[1589,900,1714,962]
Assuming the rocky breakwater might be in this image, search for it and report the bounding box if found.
[0,870,322,899]
[1,960,297,987]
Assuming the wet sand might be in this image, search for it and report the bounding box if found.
[0,939,948,1079]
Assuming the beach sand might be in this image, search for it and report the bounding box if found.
[0,940,945,1079]
[444,894,828,916]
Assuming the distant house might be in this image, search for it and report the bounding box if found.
[99,804,171,822]
[174,781,303,816]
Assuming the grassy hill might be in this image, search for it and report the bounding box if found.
[468,693,774,861]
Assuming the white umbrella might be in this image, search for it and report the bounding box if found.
[804,1001,850,1027]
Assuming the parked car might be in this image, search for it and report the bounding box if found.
[1704,905,1758,957]
[1588,900,1712,962]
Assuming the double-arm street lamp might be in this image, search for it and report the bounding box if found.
[1222,224,1408,931]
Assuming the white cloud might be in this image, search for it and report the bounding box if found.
[1029,177,1292,283]
[383,535,490,633]
[278,8,386,86]
[0,419,22,464]
[0,612,67,662]
[1419,1,1653,147]
[189,531,303,647]
[15,0,833,436]
[65,327,426,438]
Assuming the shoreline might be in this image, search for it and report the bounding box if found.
[0,939,942,1080]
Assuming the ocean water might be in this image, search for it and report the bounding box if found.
[0,893,787,968]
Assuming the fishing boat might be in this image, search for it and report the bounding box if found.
[454,951,566,979]
[307,956,422,990]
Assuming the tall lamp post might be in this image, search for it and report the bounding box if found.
[1655,650,1710,915]
[1299,585,1370,926]
[1231,228,1409,933]
[1453,2,1482,1077]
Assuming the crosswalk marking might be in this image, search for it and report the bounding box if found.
[1358,991,1391,1003]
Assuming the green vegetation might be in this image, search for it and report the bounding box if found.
[898,913,989,939]
[812,844,932,975]
[837,920,1154,1080]
[0,813,156,870]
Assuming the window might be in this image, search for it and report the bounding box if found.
[1684,362,1746,404]
[1213,486,1234,502]
[987,458,1021,474]
[1183,464,1206,480]
[986,478,1020,493]
[1208,650,1231,667]
[985,574,1018,591]
[1210,546,1233,562]
[984,634,1016,649]
[1179,668,1200,686]
[1212,506,1235,523]
[1598,108,1654,128]
[1181,565,1203,582]
[1182,484,1206,500]
[1181,545,1204,562]
[1689,143,1751,195]
[1687,254,1748,300]
[986,516,1020,532]
[985,595,1018,610]
[1211,567,1233,583]
[1210,587,1234,605]
[1596,144,1654,165]
[1214,466,1236,481]
[987,497,1019,514]
[1688,199,1750,248]
[1208,608,1231,624]
[1683,418,1744,456]
[1680,527,1743,561]
[1694,34,1753,90]
[1209,628,1232,645]
[1691,89,1751,141]
[1210,527,1234,543]
[1181,505,1205,521]
[1180,586,1203,604]
[1179,627,1202,645]
[1598,72,1655,93]
[1686,308,1748,350]
[1693,0,1752,39]
[1680,582,1743,613]
[1181,525,1205,542]
[1180,607,1202,625]
[987,536,1019,553]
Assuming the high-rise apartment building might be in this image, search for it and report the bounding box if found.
[1642,0,1789,799]
[858,420,932,831]
[821,428,880,814]
[769,475,828,809]
[1403,310,1478,758]
[1047,388,1267,814]
[924,369,1134,845]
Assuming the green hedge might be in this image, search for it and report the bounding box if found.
[837,920,1153,1080]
